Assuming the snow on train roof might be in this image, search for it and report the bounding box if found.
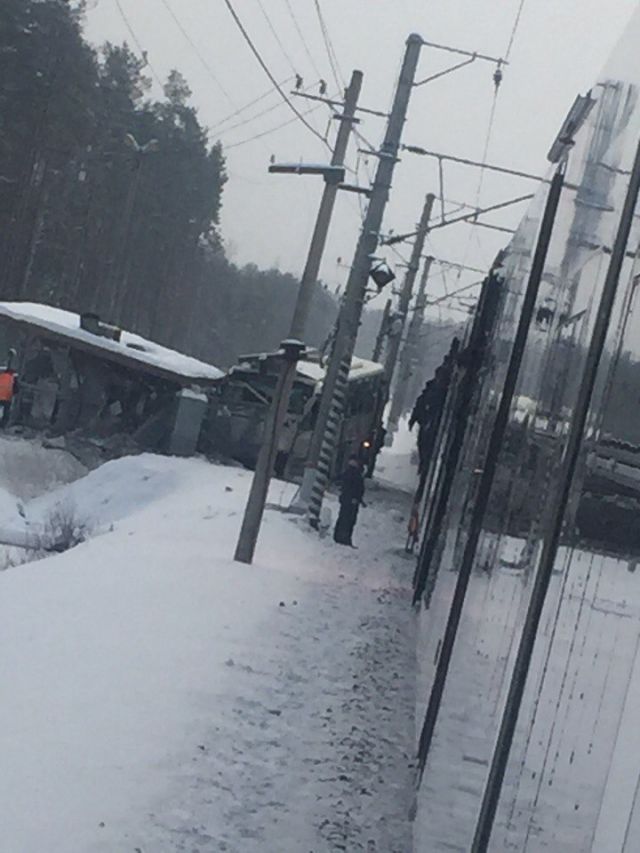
[0,302,223,383]
[297,355,384,384]
[230,349,384,384]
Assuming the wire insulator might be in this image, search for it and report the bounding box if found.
[493,65,503,91]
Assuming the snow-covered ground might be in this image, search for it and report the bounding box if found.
[0,434,86,502]
[0,435,88,560]
[4,430,640,850]
[376,417,418,494]
[0,445,416,852]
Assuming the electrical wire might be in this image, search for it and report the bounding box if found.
[465,0,528,229]
[222,0,331,151]
[254,0,300,76]
[215,96,290,139]
[282,0,323,80]
[113,0,164,87]
[223,101,326,150]
[448,22,517,289]
[215,78,317,139]
[450,2,527,285]
[454,71,503,292]
[353,125,379,156]
[505,0,528,62]
[313,0,345,90]
[209,77,294,132]
[388,243,411,268]
[475,89,500,207]
[426,279,483,307]
[158,0,235,106]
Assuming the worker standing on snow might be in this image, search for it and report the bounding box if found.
[0,349,18,428]
[333,455,366,548]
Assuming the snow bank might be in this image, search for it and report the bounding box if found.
[0,484,22,526]
[0,435,88,556]
[0,434,86,501]
[0,454,416,852]
[27,453,181,529]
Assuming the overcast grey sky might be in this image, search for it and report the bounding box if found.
[84,0,639,315]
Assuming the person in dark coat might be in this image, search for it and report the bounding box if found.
[409,338,460,475]
[410,370,447,475]
[333,455,366,547]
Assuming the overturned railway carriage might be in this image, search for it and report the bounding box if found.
[0,302,384,478]
[203,351,385,479]
[0,302,222,453]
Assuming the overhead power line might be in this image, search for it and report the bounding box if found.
[282,0,323,80]
[313,0,345,90]
[383,194,533,245]
[506,0,528,61]
[223,0,331,150]
[216,95,289,138]
[215,78,320,139]
[402,146,545,184]
[210,77,293,132]
[474,80,501,205]
[158,0,235,107]
[113,0,164,87]
[224,101,326,151]
[457,61,505,288]
[254,0,300,76]
[426,279,483,306]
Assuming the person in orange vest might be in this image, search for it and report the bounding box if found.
[0,349,18,427]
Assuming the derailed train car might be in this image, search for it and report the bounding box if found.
[0,301,223,455]
[202,350,385,479]
[0,301,385,482]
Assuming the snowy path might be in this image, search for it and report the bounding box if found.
[0,456,417,853]
[130,484,417,853]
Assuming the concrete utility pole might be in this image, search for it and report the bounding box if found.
[234,340,304,564]
[234,71,362,565]
[387,253,434,430]
[384,193,435,432]
[288,70,364,338]
[298,34,423,528]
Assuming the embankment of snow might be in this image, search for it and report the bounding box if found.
[0,434,86,500]
[0,454,415,852]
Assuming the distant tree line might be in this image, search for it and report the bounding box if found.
[0,0,462,381]
[0,0,339,368]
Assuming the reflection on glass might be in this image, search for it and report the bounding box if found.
[414,8,640,851]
